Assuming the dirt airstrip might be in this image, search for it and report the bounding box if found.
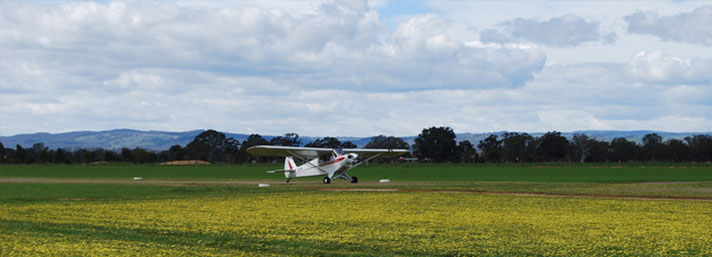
[2,177,711,201]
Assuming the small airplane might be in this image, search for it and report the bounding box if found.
[247,145,409,184]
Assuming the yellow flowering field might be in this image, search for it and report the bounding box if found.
[2,190,711,256]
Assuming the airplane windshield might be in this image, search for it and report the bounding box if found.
[334,148,345,155]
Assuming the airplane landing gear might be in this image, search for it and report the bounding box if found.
[323,176,331,184]
[350,176,358,183]
[286,178,291,183]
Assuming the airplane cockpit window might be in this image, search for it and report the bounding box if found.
[334,148,345,155]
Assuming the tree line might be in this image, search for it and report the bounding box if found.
[1,128,710,164]
[0,130,407,164]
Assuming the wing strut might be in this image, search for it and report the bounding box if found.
[348,153,383,170]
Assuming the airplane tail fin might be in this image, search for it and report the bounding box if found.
[284,157,296,179]
[284,157,296,171]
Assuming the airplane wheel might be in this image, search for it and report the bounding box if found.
[323,177,331,184]
[350,176,358,183]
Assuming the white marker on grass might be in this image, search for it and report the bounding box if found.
[379,179,391,183]
[258,183,270,187]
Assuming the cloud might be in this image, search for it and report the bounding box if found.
[626,50,712,85]
[0,1,545,94]
[624,6,712,46]
[480,14,615,47]
[2,1,711,137]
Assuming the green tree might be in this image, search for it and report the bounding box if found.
[167,145,184,161]
[685,134,712,162]
[121,148,133,163]
[0,141,5,163]
[133,148,152,163]
[104,150,119,162]
[305,137,342,148]
[571,134,596,163]
[663,139,689,162]
[642,133,664,162]
[364,135,409,149]
[269,133,301,146]
[587,140,610,162]
[609,137,639,162]
[184,129,238,163]
[457,140,477,163]
[501,132,534,163]
[534,131,570,162]
[340,141,358,149]
[54,148,66,164]
[223,137,240,163]
[240,134,269,163]
[15,145,27,164]
[414,126,457,162]
[477,135,501,163]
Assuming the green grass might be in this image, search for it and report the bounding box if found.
[2,164,712,256]
[0,183,289,202]
[2,163,712,182]
[3,188,712,256]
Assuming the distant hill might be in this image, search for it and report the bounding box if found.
[0,129,708,151]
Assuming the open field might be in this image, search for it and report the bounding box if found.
[3,163,712,182]
[2,164,712,256]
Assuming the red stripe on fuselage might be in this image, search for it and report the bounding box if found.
[319,157,345,167]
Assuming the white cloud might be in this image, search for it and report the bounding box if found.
[627,50,712,84]
[480,14,615,47]
[625,6,712,46]
[1,1,711,137]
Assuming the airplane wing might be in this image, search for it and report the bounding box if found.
[246,145,409,159]
[343,148,410,158]
[246,145,333,159]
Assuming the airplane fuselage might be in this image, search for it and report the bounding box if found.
[283,151,359,183]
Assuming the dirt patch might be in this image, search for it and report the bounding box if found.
[414,189,712,201]
[318,188,399,192]
[633,181,706,185]
[160,160,211,165]
[316,188,712,201]
[0,177,267,186]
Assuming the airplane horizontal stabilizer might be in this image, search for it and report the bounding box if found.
[267,169,295,174]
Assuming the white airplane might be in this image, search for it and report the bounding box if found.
[246,145,409,184]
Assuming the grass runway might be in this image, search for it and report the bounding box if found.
[2,164,712,256]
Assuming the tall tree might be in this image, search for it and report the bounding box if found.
[305,137,342,148]
[477,135,502,163]
[501,132,534,163]
[609,137,639,162]
[587,140,610,162]
[365,135,409,149]
[534,131,570,162]
[184,129,238,163]
[121,148,133,163]
[133,148,152,163]
[270,133,301,146]
[457,140,477,163]
[340,141,358,149]
[167,145,184,161]
[663,139,689,162]
[571,134,593,163]
[240,134,269,163]
[414,127,457,162]
[642,133,664,162]
[223,137,241,163]
[54,148,66,164]
[15,145,27,164]
[685,134,712,162]
[0,141,6,163]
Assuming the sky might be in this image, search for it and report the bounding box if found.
[1,0,711,137]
